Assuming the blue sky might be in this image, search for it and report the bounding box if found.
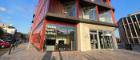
[0,0,38,33]
[111,0,140,21]
[111,0,140,37]
[0,0,140,37]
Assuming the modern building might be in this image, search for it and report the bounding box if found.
[31,0,118,51]
[118,12,140,50]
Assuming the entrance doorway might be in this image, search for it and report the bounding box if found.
[99,31,113,49]
[90,31,98,49]
[90,30,114,49]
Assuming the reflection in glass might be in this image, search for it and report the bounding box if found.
[45,24,76,51]
[100,11,113,23]
[83,7,97,21]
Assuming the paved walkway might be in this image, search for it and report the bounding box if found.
[0,48,9,56]
[0,43,45,60]
[1,43,140,60]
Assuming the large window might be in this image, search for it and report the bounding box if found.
[90,30,114,49]
[83,7,97,21]
[102,0,108,6]
[48,0,77,17]
[100,10,113,23]
[45,23,76,51]
[99,31,113,49]
[91,0,101,4]
[65,3,76,17]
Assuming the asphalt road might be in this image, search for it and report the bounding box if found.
[0,48,9,56]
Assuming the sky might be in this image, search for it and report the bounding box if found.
[111,0,140,37]
[0,0,140,37]
[0,0,38,33]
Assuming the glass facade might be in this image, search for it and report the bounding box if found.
[90,30,114,49]
[90,31,98,49]
[97,0,101,4]
[102,0,108,6]
[83,7,97,21]
[65,3,76,17]
[100,11,113,23]
[44,23,76,51]
[99,31,113,49]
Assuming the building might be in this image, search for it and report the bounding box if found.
[0,23,16,35]
[118,12,140,50]
[31,0,118,51]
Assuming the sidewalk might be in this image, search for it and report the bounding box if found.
[1,43,140,60]
[0,43,45,60]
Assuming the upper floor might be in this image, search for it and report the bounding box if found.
[33,0,116,30]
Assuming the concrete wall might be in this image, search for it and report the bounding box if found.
[77,23,118,51]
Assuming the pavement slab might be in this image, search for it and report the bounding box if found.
[0,43,140,60]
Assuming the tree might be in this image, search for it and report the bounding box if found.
[0,27,4,36]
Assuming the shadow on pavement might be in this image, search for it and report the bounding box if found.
[58,50,63,60]
[10,47,26,54]
[42,51,53,60]
[8,43,26,55]
[42,50,64,60]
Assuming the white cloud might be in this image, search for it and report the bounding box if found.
[0,6,7,12]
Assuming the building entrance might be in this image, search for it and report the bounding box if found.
[90,31,98,49]
[90,30,114,49]
[99,31,113,49]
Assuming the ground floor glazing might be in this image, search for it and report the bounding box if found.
[42,21,118,51]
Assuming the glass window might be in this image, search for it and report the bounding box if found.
[83,7,97,21]
[102,0,109,6]
[99,31,113,49]
[64,1,76,17]
[100,11,113,23]
[45,24,76,51]
[67,4,76,17]
[89,0,101,4]
[90,31,98,49]
[95,0,101,4]
[90,30,114,49]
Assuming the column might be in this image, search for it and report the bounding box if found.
[122,18,130,44]
[96,6,100,22]
[126,17,135,44]
[97,30,101,49]
[112,32,118,49]
[134,15,140,44]
[130,16,140,44]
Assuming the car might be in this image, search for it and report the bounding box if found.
[1,37,12,43]
[0,39,10,48]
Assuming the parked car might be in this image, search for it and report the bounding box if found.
[1,37,12,43]
[0,39,10,48]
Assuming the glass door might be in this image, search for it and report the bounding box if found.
[99,31,113,49]
[90,30,114,49]
[90,31,98,49]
